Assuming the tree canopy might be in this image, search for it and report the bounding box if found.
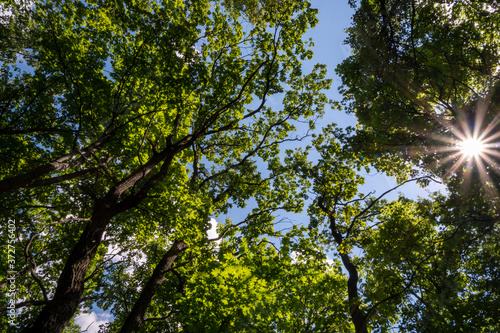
[337,0,500,192]
[334,0,500,331]
[0,0,331,331]
[1,0,499,333]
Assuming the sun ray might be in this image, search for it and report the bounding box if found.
[459,138,485,158]
[472,99,488,139]
[484,148,500,159]
[478,109,500,140]
[482,129,500,143]
[443,154,468,179]
[480,154,500,172]
[475,157,500,203]
[407,89,500,202]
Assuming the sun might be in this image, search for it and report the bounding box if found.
[459,138,485,158]
[421,103,500,199]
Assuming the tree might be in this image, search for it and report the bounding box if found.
[144,229,352,333]
[300,126,500,332]
[0,0,330,332]
[336,0,500,196]
[3,1,498,332]
[298,126,407,332]
[334,3,500,328]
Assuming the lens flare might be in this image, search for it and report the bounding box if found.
[459,138,485,158]
[416,100,500,205]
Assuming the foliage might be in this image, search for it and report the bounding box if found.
[162,228,353,333]
[0,0,329,332]
[295,124,500,332]
[332,1,500,331]
[337,0,500,188]
[1,0,498,332]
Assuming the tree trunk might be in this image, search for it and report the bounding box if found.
[341,253,369,333]
[322,196,370,333]
[21,206,111,333]
[119,240,188,333]
[20,146,178,332]
[0,136,108,193]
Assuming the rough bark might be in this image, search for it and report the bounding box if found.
[21,204,112,333]
[0,135,109,193]
[21,145,178,332]
[319,197,369,333]
[119,240,188,333]
[341,253,369,333]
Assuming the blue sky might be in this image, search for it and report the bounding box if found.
[212,0,446,241]
[76,2,446,331]
[304,0,446,200]
[205,1,448,275]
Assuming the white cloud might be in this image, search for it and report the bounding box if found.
[207,218,221,250]
[75,310,113,333]
[325,255,337,267]
[0,1,33,20]
[207,218,219,240]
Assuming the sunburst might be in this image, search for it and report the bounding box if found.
[412,94,500,201]
[459,138,485,158]
[428,101,500,202]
